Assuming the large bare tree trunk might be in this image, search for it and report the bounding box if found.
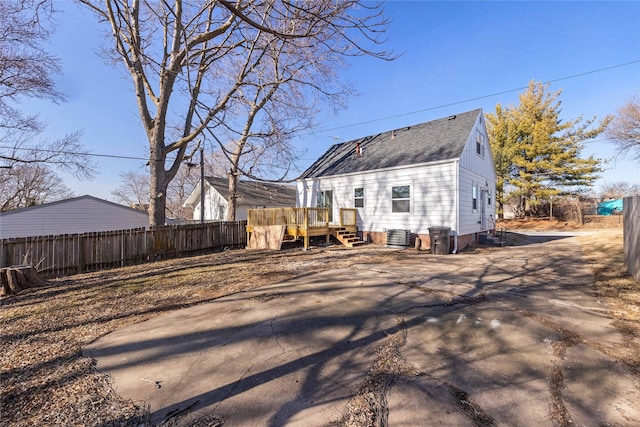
[227,170,239,221]
[148,140,170,227]
[1,265,47,296]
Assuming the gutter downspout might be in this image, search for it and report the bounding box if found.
[453,159,459,254]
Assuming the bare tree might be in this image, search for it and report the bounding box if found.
[78,0,392,226]
[606,96,640,162]
[0,0,95,177]
[111,152,225,219]
[207,20,354,219]
[598,181,640,200]
[111,171,150,211]
[0,163,74,211]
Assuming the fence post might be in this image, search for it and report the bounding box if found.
[623,196,640,282]
[78,234,85,274]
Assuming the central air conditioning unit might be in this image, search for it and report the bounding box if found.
[386,229,411,247]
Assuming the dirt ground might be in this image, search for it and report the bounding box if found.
[497,214,624,230]
[0,216,637,426]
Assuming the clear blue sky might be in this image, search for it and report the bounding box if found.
[22,1,640,200]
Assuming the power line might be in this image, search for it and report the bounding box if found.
[300,59,640,136]
[0,145,149,161]
[2,60,637,162]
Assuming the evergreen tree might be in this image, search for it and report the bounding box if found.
[486,81,609,218]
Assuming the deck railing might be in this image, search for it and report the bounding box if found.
[247,207,358,230]
[247,207,329,230]
[340,208,357,227]
[247,207,358,249]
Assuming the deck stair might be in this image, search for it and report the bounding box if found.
[331,227,366,248]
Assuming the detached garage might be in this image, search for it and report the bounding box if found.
[0,195,150,239]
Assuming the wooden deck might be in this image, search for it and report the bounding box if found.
[246,207,360,249]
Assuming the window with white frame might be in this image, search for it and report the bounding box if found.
[487,189,492,206]
[472,183,478,211]
[392,185,410,213]
[476,132,485,157]
[354,187,364,208]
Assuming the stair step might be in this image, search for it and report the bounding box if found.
[330,229,366,248]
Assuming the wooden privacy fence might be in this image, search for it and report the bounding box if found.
[623,196,640,282]
[0,221,247,278]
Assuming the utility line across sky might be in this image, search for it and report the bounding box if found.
[301,59,640,137]
[2,59,638,163]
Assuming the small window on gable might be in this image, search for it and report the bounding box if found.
[354,187,364,208]
[476,132,485,157]
[472,183,478,211]
[392,185,410,213]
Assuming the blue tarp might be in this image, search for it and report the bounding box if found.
[597,199,623,216]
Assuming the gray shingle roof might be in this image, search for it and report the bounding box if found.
[301,109,482,178]
[205,177,296,206]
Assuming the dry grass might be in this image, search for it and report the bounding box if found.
[497,214,624,230]
[576,229,640,381]
[2,219,638,426]
[0,245,403,427]
[579,230,640,322]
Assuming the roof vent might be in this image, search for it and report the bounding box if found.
[448,115,456,120]
[391,130,396,139]
[355,142,363,157]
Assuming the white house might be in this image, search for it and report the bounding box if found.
[0,195,150,239]
[297,109,497,251]
[184,177,297,221]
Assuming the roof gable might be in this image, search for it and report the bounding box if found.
[302,109,482,178]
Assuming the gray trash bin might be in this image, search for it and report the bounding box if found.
[428,226,451,255]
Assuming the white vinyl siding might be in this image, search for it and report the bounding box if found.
[297,111,497,237]
[460,115,496,181]
[193,187,228,221]
[458,114,496,234]
[299,161,456,234]
[0,196,149,239]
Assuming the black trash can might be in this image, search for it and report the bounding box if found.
[428,226,451,255]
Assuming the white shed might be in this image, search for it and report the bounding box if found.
[183,177,297,221]
[297,109,497,251]
[0,195,150,239]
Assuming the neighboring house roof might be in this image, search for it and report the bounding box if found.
[301,109,482,178]
[0,195,148,217]
[0,195,150,239]
[184,177,297,207]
